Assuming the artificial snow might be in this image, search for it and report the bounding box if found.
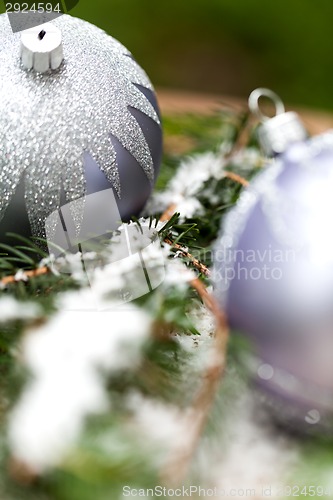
[0,296,41,322]
[8,302,152,472]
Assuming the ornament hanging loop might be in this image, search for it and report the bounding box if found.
[248,88,285,123]
[248,87,307,156]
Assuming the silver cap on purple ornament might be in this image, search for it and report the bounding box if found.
[249,88,308,157]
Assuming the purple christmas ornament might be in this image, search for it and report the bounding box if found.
[0,14,162,247]
[214,89,333,432]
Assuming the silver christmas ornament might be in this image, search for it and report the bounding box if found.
[214,89,333,432]
[0,14,162,245]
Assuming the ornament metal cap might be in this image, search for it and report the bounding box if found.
[21,23,63,73]
[249,88,308,157]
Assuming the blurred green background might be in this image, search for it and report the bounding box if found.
[3,0,333,111]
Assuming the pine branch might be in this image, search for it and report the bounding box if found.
[0,216,212,285]
[224,170,249,187]
[161,279,229,486]
[158,206,230,485]
[164,237,211,277]
[0,267,49,287]
[159,204,177,222]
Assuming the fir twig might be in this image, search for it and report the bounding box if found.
[162,279,229,486]
[160,204,178,222]
[224,170,249,187]
[159,206,211,277]
[164,237,211,277]
[159,206,229,485]
[0,266,49,287]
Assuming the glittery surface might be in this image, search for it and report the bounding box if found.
[0,14,160,238]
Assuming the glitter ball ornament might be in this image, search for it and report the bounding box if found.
[214,89,333,432]
[0,14,162,245]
